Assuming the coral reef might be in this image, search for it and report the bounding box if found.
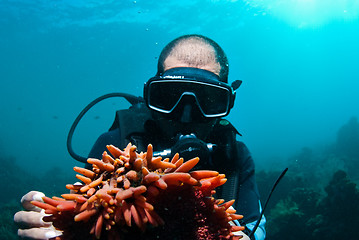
[256,117,359,239]
[0,200,21,240]
[312,170,359,239]
[32,143,244,240]
[264,188,321,239]
[260,170,359,240]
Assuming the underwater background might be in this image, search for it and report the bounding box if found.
[1,0,359,239]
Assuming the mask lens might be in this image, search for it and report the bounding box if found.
[148,80,231,116]
[195,83,230,116]
[148,81,180,111]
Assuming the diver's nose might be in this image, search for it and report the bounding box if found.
[180,104,192,123]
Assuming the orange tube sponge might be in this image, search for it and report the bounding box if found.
[33,143,244,240]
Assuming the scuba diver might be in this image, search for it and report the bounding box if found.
[14,34,266,240]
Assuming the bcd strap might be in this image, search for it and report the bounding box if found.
[207,119,243,206]
[207,119,242,170]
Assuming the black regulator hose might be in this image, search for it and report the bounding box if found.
[248,167,288,239]
[67,93,142,163]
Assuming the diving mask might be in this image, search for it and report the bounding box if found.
[144,67,241,118]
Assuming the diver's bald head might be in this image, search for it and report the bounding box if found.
[163,37,221,76]
[157,35,229,82]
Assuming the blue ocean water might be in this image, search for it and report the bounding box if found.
[0,0,359,239]
[1,0,358,175]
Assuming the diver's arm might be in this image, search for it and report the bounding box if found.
[88,129,122,158]
[246,213,266,240]
[86,129,122,168]
[235,141,266,240]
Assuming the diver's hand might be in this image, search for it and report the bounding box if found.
[14,191,62,240]
[229,219,250,240]
[241,232,250,240]
[233,231,250,240]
